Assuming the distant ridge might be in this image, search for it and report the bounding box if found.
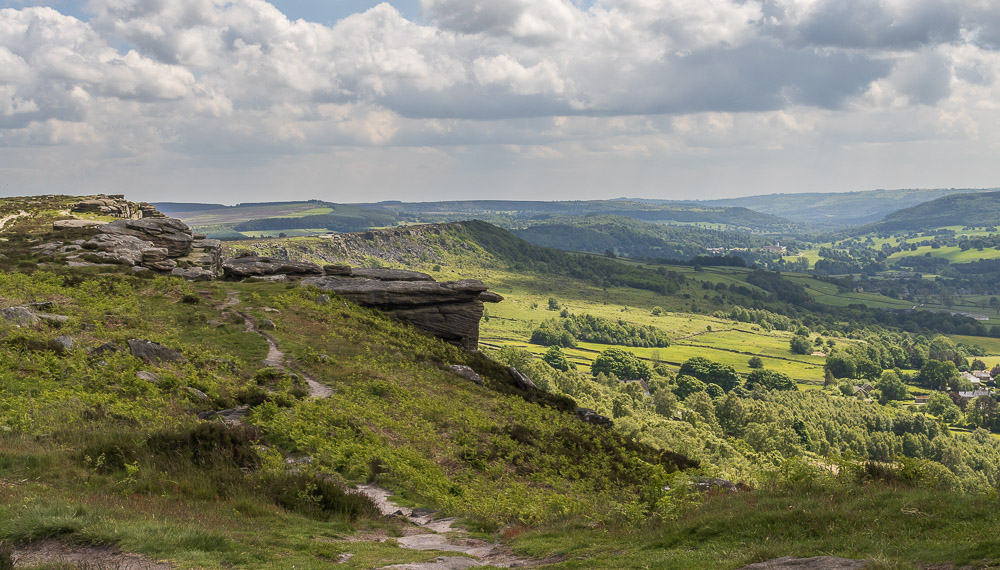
[675,188,997,227]
[870,190,1000,232]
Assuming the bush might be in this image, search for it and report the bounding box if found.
[591,347,651,381]
[259,472,379,521]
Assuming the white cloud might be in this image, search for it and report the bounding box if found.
[0,0,999,201]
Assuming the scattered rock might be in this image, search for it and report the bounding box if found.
[740,557,872,569]
[448,365,483,386]
[506,366,537,390]
[197,406,248,423]
[222,256,322,278]
[142,259,177,271]
[127,339,187,364]
[0,306,39,326]
[336,553,354,564]
[36,312,70,325]
[260,319,276,330]
[171,267,215,281]
[316,294,331,304]
[575,408,613,428]
[48,336,74,353]
[90,342,119,356]
[696,477,739,493]
[136,371,161,384]
[184,387,212,404]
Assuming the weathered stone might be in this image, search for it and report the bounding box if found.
[90,342,119,356]
[576,408,613,428]
[0,306,39,326]
[36,312,69,324]
[222,256,322,278]
[301,275,501,350]
[349,268,435,281]
[506,366,538,390]
[136,371,161,384]
[80,233,151,265]
[49,336,74,353]
[260,319,275,330]
[479,291,504,303]
[99,218,193,257]
[448,365,483,386]
[739,557,872,569]
[141,248,169,262]
[197,406,248,423]
[127,339,187,364]
[171,267,215,281]
[53,219,107,230]
[316,294,331,305]
[323,263,353,275]
[142,259,177,272]
[185,387,212,404]
[695,477,738,493]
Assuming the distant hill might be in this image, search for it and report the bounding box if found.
[688,188,998,227]
[361,199,798,233]
[510,215,779,261]
[871,190,1000,232]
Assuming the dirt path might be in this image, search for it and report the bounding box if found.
[213,289,333,399]
[0,210,28,232]
[356,485,544,569]
[12,540,169,569]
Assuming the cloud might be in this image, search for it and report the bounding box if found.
[1,0,999,201]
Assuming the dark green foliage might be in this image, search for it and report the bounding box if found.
[678,357,742,392]
[875,370,908,404]
[591,348,651,381]
[542,346,571,372]
[531,313,670,348]
[260,473,379,521]
[873,190,1000,232]
[748,356,764,369]
[789,335,812,355]
[146,423,261,471]
[745,369,796,391]
[672,375,707,400]
[916,360,961,391]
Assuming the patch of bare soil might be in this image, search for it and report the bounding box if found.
[12,540,170,569]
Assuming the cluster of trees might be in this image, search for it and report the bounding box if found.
[493,345,1000,493]
[530,313,671,349]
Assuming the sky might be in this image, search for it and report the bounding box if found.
[0,0,999,204]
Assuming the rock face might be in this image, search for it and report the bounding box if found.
[50,216,221,278]
[99,218,193,257]
[222,256,323,278]
[70,195,162,219]
[302,267,503,350]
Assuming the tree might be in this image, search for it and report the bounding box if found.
[653,389,677,418]
[679,357,742,392]
[673,375,707,399]
[965,396,998,430]
[747,356,764,369]
[875,370,908,404]
[926,391,961,422]
[971,359,987,371]
[547,297,561,310]
[542,346,571,372]
[716,394,746,437]
[745,369,796,391]
[495,346,534,371]
[990,296,1000,315]
[917,360,960,391]
[651,306,663,316]
[591,347,650,381]
[825,350,857,379]
[790,335,812,355]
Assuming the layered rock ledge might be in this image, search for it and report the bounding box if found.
[302,267,503,351]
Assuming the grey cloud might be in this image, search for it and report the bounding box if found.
[891,50,953,105]
[420,0,524,35]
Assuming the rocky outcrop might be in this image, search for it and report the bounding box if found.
[99,218,193,257]
[70,195,163,219]
[575,408,613,428]
[222,256,323,278]
[50,217,221,278]
[302,267,502,350]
